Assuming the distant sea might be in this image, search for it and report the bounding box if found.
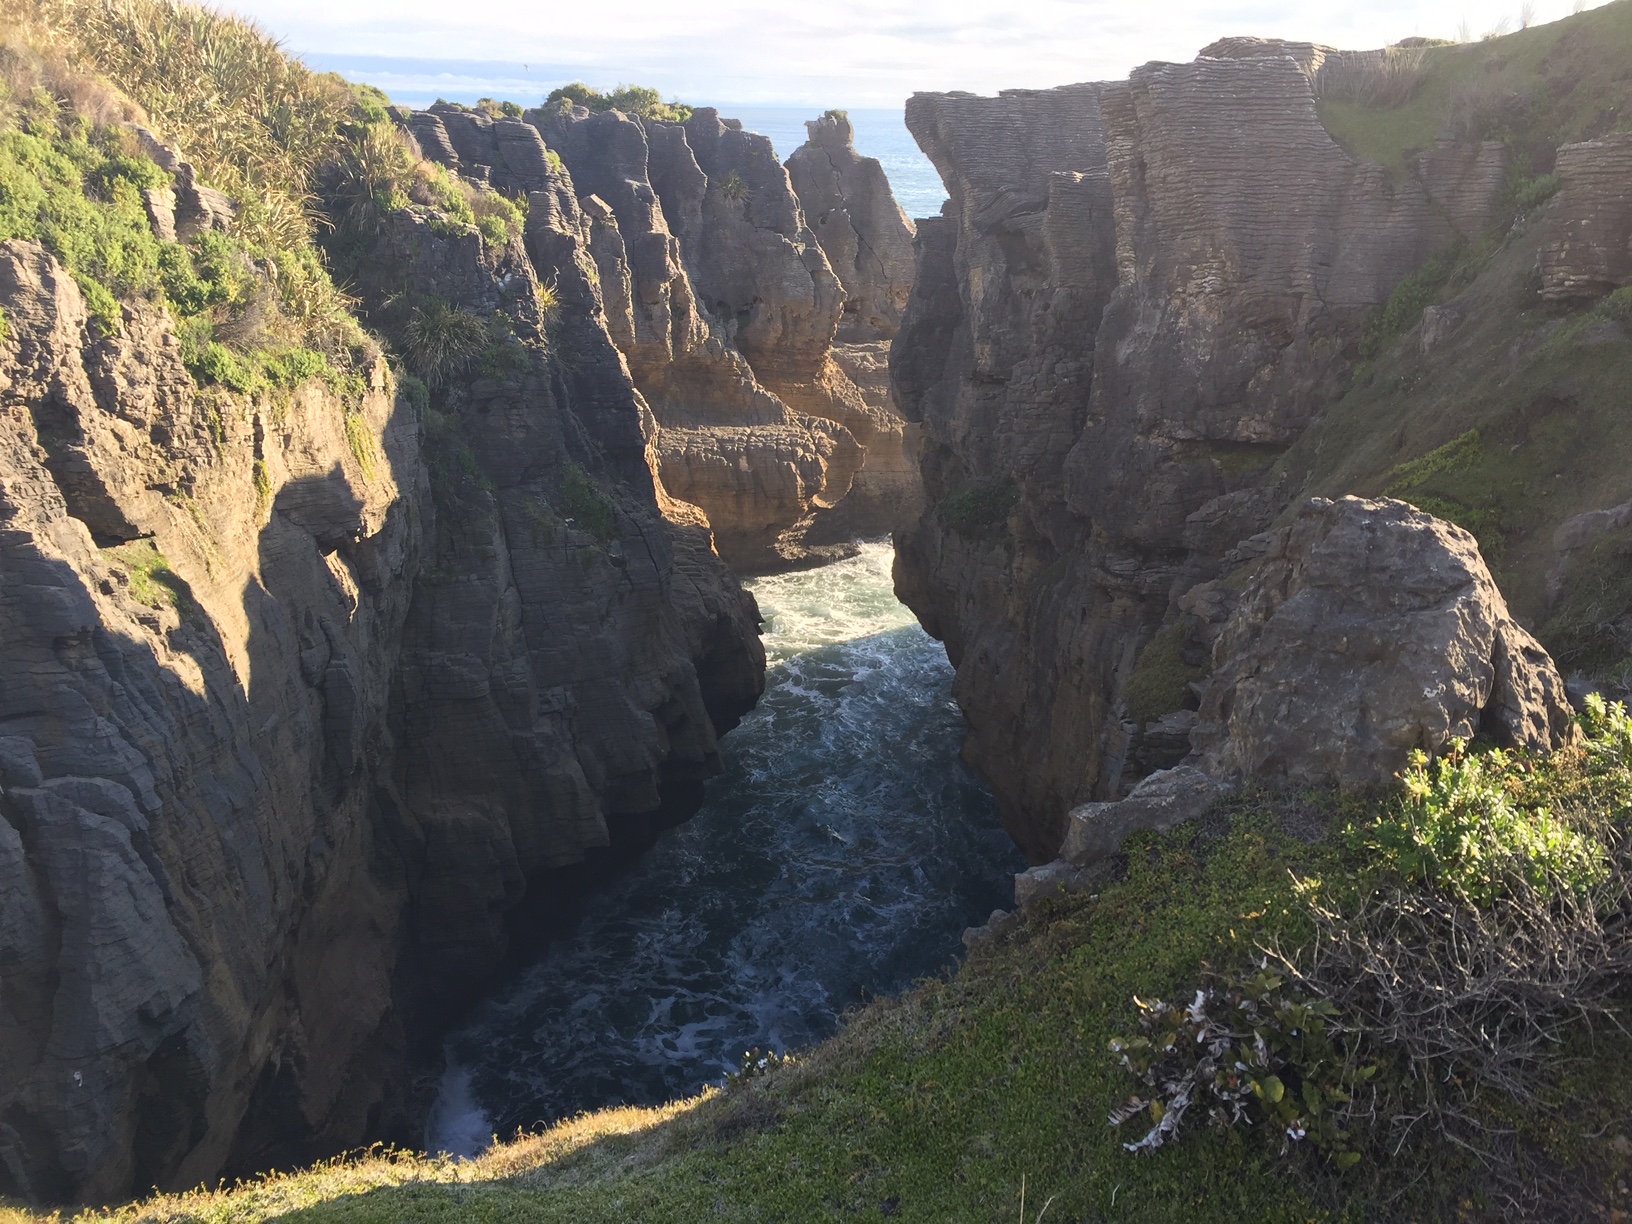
[299,54,948,220]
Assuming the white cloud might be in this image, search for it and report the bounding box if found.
[236,0,1608,106]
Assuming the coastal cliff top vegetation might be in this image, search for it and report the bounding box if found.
[1277,0,1632,691]
[0,0,383,398]
[1314,0,1632,179]
[7,704,1632,1221]
[544,81,692,122]
[0,0,535,406]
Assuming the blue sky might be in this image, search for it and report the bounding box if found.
[233,0,1609,107]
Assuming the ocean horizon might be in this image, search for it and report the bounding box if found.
[299,53,949,220]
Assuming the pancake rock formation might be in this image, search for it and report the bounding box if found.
[403,101,923,570]
[889,39,1560,861]
[1017,496,1574,910]
[0,123,762,1202]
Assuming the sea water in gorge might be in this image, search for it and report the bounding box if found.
[426,543,1022,1154]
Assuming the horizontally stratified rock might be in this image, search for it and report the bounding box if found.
[0,229,418,1202]
[1190,497,1576,786]
[0,119,764,1202]
[786,112,917,341]
[492,100,922,568]
[891,42,1516,860]
[1540,132,1632,300]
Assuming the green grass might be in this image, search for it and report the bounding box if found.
[1279,190,1632,648]
[18,734,1631,1222]
[102,539,192,615]
[557,462,618,546]
[1315,2,1632,180]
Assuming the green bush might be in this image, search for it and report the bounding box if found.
[470,187,524,247]
[557,461,617,546]
[1580,692,1632,770]
[545,81,692,122]
[263,346,330,387]
[1359,236,1499,358]
[401,298,488,388]
[396,370,429,412]
[0,125,163,329]
[1124,622,1205,722]
[1599,284,1632,324]
[1507,170,1561,214]
[938,477,1019,538]
[1110,965,1372,1167]
[188,339,263,394]
[1348,740,1608,905]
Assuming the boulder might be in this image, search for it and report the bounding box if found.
[1060,765,1229,866]
[1191,497,1576,788]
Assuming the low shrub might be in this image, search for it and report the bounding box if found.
[1359,237,1497,358]
[1110,965,1371,1166]
[557,461,617,546]
[938,476,1020,538]
[545,81,691,122]
[1123,622,1205,723]
[1350,740,1607,905]
[401,298,488,388]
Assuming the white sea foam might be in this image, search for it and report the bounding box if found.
[425,1057,492,1158]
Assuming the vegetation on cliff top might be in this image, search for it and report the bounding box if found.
[1315,0,1632,181]
[0,0,386,410]
[545,82,692,122]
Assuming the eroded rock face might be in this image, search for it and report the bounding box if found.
[411,100,923,570]
[0,233,419,1201]
[1191,498,1575,786]
[891,43,1514,860]
[1540,132,1632,300]
[0,122,764,1201]
[786,112,916,341]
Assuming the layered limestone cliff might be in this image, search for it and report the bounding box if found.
[890,37,1611,861]
[403,101,923,570]
[0,115,762,1202]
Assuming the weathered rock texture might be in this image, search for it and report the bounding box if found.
[1012,497,1575,914]
[786,112,917,342]
[407,101,923,570]
[0,123,763,1202]
[1540,131,1632,300]
[1188,498,1575,786]
[892,43,1519,861]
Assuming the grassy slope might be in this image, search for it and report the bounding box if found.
[11,779,1630,1222]
[1283,221,1632,626]
[1316,1,1632,179]
[1290,1,1632,672]
[7,812,1360,1223]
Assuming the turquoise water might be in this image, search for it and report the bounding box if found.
[426,543,1020,1154]
[300,54,947,219]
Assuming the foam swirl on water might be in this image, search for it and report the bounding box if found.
[428,542,1021,1154]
